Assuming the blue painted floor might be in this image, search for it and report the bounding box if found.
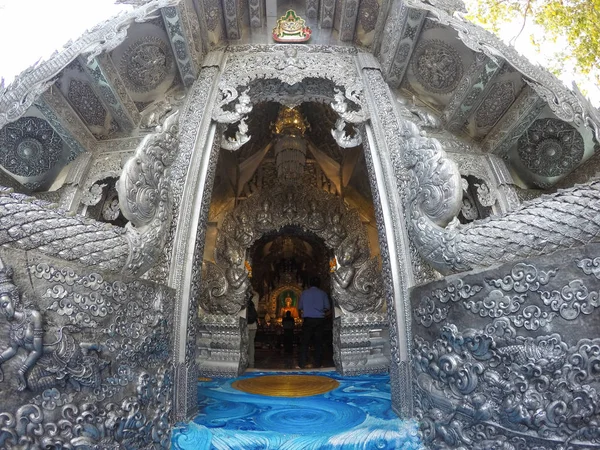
[172,371,422,450]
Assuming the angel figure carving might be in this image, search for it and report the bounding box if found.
[0,260,108,392]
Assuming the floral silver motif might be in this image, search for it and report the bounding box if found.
[358,0,380,33]
[67,79,108,128]
[120,35,173,93]
[0,117,63,177]
[412,39,464,94]
[518,118,585,177]
[474,81,515,129]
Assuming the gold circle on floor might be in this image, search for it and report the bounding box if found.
[232,375,340,397]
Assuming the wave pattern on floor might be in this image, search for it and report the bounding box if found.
[172,371,423,450]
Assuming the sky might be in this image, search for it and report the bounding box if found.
[463,0,600,107]
[0,0,131,84]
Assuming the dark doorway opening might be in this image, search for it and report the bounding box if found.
[248,226,334,369]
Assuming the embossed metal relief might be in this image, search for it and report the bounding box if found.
[200,237,251,315]
[474,80,515,129]
[0,254,174,449]
[412,247,600,449]
[331,233,384,313]
[0,116,64,177]
[412,39,463,94]
[357,0,380,33]
[120,35,174,93]
[518,118,585,177]
[202,183,383,315]
[67,79,108,128]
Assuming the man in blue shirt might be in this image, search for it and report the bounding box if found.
[298,276,330,368]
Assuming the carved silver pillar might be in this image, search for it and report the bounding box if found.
[361,65,417,417]
[333,312,389,375]
[169,58,224,421]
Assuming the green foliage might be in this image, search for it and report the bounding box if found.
[465,0,600,84]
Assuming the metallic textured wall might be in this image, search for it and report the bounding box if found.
[411,243,600,449]
[0,249,174,449]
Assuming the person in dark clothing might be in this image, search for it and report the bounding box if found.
[282,311,295,354]
[298,276,330,368]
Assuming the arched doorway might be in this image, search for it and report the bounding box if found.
[169,48,416,420]
[197,180,386,374]
[249,227,333,369]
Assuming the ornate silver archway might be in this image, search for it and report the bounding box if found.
[197,183,387,377]
[167,46,417,421]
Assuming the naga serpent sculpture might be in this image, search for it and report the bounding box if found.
[406,132,600,275]
[0,112,179,276]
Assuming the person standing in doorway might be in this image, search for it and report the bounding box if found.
[298,277,330,369]
[282,311,295,354]
[247,290,259,368]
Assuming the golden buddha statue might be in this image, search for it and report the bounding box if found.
[279,296,299,319]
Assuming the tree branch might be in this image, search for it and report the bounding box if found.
[509,0,532,45]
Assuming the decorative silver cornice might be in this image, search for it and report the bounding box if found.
[161,5,199,88]
[405,0,600,142]
[0,0,181,129]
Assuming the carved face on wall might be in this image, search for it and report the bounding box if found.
[0,291,16,320]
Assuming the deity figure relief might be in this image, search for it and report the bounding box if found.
[307,200,325,231]
[282,192,297,220]
[0,263,108,392]
[223,239,248,291]
[235,213,254,247]
[329,212,347,249]
[256,200,273,231]
[331,233,384,312]
[332,238,358,290]
[0,272,43,391]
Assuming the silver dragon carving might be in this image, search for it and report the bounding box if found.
[0,112,179,276]
[406,129,600,275]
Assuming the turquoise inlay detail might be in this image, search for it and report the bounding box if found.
[172,372,423,450]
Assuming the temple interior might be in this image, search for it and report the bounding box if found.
[0,0,599,448]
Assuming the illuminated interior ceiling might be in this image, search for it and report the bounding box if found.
[210,101,375,226]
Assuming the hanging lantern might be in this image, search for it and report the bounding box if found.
[272,106,310,181]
